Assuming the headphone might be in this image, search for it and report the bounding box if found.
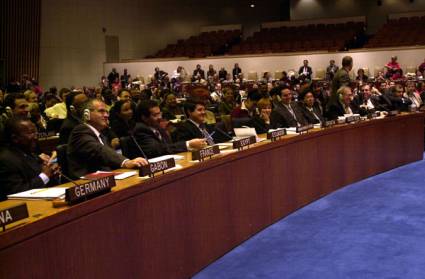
[83,109,90,122]
[69,105,75,112]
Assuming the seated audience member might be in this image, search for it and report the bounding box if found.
[385,56,402,80]
[269,86,281,107]
[247,97,272,134]
[161,93,184,120]
[299,88,325,125]
[109,100,136,138]
[0,117,59,200]
[174,100,228,144]
[326,86,360,120]
[354,84,385,114]
[218,67,227,81]
[154,67,168,82]
[131,100,206,159]
[326,59,339,81]
[192,64,205,81]
[218,87,236,115]
[117,89,132,102]
[231,89,262,118]
[58,91,88,144]
[356,68,368,83]
[28,103,47,132]
[403,81,423,109]
[418,58,425,77]
[210,83,224,103]
[232,63,242,80]
[298,60,313,80]
[24,89,38,104]
[0,93,30,142]
[387,84,412,112]
[67,99,148,178]
[271,87,307,128]
[44,88,70,119]
[207,65,217,78]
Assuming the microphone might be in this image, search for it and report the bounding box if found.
[128,132,149,161]
[214,126,233,141]
[57,170,80,188]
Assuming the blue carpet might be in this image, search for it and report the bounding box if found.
[194,156,425,279]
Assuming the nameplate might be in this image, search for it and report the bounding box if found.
[233,136,256,150]
[322,120,335,128]
[408,106,417,112]
[0,203,29,230]
[345,115,361,123]
[387,110,399,116]
[192,145,220,161]
[267,128,287,141]
[139,158,176,177]
[367,112,379,119]
[65,175,116,204]
[296,124,314,133]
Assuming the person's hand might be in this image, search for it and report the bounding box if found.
[188,138,207,150]
[39,153,51,163]
[111,138,120,149]
[260,110,270,123]
[42,162,60,178]
[124,157,149,168]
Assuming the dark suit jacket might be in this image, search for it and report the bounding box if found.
[325,101,360,120]
[173,120,228,143]
[59,116,80,145]
[298,66,313,79]
[132,122,186,159]
[300,103,325,124]
[387,95,412,111]
[67,124,126,179]
[271,102,307,128]
[0,147,52,200]
[193,69,205,79]
[247,116,270,134]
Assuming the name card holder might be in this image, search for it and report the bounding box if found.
[408,106,418,112]
[233,136,256,151]
[139,157,176,178]
[65,175,116,205]
[296,124,314,134]
[345,115,361,123]
[367,112,380,119]
[387,110,399,117]
[0,203,29,232]
[322,120,335,128]
[192,145,220,162]
[267,128,287,142]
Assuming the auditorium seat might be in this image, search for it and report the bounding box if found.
[314,68,325,80]
[247,71,258,81]
[406,66,417,74]
[274,71,283,80]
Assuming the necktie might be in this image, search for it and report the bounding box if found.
[286,105,300,126]
[200,124,215,145]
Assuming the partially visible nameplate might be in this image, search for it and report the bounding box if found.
[267,128,287,141]
[192,145,220,161]
[296,124,314,133]
[367,112,379,119]
[233,136,256,150]
[0,203,29,230]
[322,120,335,128]
[346,115,361,123]
[408,106,417,112]
[65,175,116,205]
[139,157,176,177]
[387,110,399,116]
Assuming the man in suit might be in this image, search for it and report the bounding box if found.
[67,99,148,179]
[326,86,360,120]
[331,56,353,103]
[192,64,205,81]
[354,84,388,114]
[231,89,262,119]
[58,91,88,144]
[174,100,230,143]
[232,63,242,80]
[131,100,206,159]
[387,84,412,112]
[0,93,30,144]
[0,117,59,200]
[271,87,308,128]
[298,60,313,80]
[326,59,339,81]
[298,87,325,125]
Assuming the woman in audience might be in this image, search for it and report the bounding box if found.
[218,87,236,115]
[109,100,136,138]
[248,97,272,134]
[356,68,368,83]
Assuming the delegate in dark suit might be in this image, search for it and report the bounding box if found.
[67,124,126,178]
[298,65,313,80]
[325,101,360,120]
[271,102,307,128]
[300,103,325,124]
[132,122,186,159]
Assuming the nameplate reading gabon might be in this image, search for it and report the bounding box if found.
[233,136,256,150]
[65,175,116,204]
[0,203,29,229]
[267,128,287,141]
[192,145,220,161]
[139,157,176,177]
[296,124,314,133]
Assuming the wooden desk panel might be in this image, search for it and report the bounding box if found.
[0,113,423,279]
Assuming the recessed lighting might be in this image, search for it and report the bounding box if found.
[250,4,255,8]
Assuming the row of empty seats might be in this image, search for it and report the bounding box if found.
[365,16,425,48]
[146,30,241,59]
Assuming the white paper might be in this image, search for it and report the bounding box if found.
[8,187,66,200]
[148,154,184,163]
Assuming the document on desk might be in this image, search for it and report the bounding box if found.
[148,154,184,162]
[82,171,137,180]
[285,127,299,135]
[8,187,67,200]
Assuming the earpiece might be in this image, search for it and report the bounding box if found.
[5,106,12,117]
[69,105,75,112]
[83,109,90,121]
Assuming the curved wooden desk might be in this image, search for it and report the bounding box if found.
[0,113,423,279]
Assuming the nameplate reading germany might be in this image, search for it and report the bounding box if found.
[139,157,176,177]
[267,128,287,141]
[65,175,116,204]
[192,145,220,161]
[233,136,256,150]
[0,203,29,229]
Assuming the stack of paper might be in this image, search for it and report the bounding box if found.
[8,187,66,200]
